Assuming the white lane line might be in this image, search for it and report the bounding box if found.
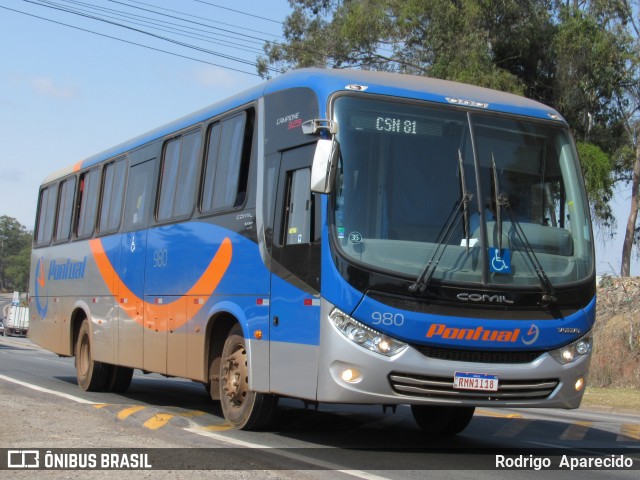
[184,427,391,480]
[0,373,98,405]
[1,371,391,479]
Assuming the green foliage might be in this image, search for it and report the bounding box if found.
[259,0,638,231]
[553,5,633,144]
[577,142,615,229]
[0,215,32,292]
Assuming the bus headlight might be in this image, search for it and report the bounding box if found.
[549,334,592,365]
[329,309,407,357]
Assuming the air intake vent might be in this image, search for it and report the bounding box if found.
[389,372,558,401]
[412,345,544,364]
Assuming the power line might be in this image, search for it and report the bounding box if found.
[104,0,278,45]
[0,5,263,76]
[124,0,284,39]
[191,0,283,24]
[39,0,268,55]
[20,0,282,73]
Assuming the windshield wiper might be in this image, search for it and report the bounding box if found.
[490,157,557,305]
[491,155,504,252]
[460,149,472,253]
[409,156,473,294]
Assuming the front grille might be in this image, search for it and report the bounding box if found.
[389,372,559,401]
[413,345,544,364]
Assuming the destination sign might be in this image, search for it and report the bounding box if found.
[349,113,439,136]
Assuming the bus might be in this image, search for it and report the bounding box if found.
[29,68,595,434]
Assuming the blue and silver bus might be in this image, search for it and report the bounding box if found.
[29,69,595,434]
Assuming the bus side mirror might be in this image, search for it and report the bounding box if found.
[310,138,340,194]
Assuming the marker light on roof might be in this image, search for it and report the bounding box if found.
[445,97,489,109]
[345,84,368,91]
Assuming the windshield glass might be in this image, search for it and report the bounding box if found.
[332,96,593,287]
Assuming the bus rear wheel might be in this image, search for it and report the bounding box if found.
[108,366,133,393]
[411,405,475,436]
[75,319,111,392]
[219,324,277,430]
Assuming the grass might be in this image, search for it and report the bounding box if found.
[581,386,640,413]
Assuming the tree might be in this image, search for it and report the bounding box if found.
[259,0,637,267]
[619,0,640,276]
[258,0,526,93]
[0,216,32,292]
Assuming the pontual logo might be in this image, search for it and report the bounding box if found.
[457,292,515,304]
[426,323,521,343]
[47,257,87,281]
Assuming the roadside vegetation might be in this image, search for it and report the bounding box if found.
[586,277,640,412]
[0,215,32,293]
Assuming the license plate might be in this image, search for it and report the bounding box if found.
[454,372,499,392]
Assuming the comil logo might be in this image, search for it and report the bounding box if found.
[457,292,515,304]
[8,450,39,469]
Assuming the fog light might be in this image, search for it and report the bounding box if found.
[575,377,585,391]
[341,368,361,383]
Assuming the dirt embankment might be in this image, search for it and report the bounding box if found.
[591,277,640,388]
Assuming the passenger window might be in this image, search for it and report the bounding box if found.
[158,130,201,221]
[54,177,76,243]
[35,184,59,246]
[201,111,251,212]
[99,158,126,233]
[76,168,100,238]
[283,168,312,245]
[123,160,155,229]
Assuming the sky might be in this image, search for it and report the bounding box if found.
[0,0,637,276]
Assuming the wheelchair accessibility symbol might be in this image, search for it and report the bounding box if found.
[489,247,512,274]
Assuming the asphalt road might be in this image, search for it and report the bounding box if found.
[0,323,638,478]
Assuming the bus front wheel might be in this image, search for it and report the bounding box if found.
[219,324,277,430]
[411,405,475,436]
[75,319,111,391]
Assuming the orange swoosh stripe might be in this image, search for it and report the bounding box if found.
[38,260,46,287]
[89,237,233,331]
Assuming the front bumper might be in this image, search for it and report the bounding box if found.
[315,300,590,409]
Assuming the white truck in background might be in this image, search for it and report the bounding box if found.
[5,292,29,337]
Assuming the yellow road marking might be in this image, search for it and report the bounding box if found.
[92,404,110,409]
[197,424,234,432]
[178,410,206,418]
[493,419,531,437]
[117,405,146,420]
[618,424,640,441]
[477,409,523,419]
[144,413,174,430]
[560,421,592,441]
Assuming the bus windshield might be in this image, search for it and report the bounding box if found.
[332,96,593,287]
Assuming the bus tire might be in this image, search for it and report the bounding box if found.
[219,324,278,430]
[75,319,111,392]
[108,366,134,393]
[411,405,475,436]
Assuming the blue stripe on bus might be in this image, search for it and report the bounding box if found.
[351,295,596,351]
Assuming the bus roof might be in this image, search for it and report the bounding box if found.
[42,68,564,185]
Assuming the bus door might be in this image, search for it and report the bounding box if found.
[269,144,321,398]
[117,159,155,370]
